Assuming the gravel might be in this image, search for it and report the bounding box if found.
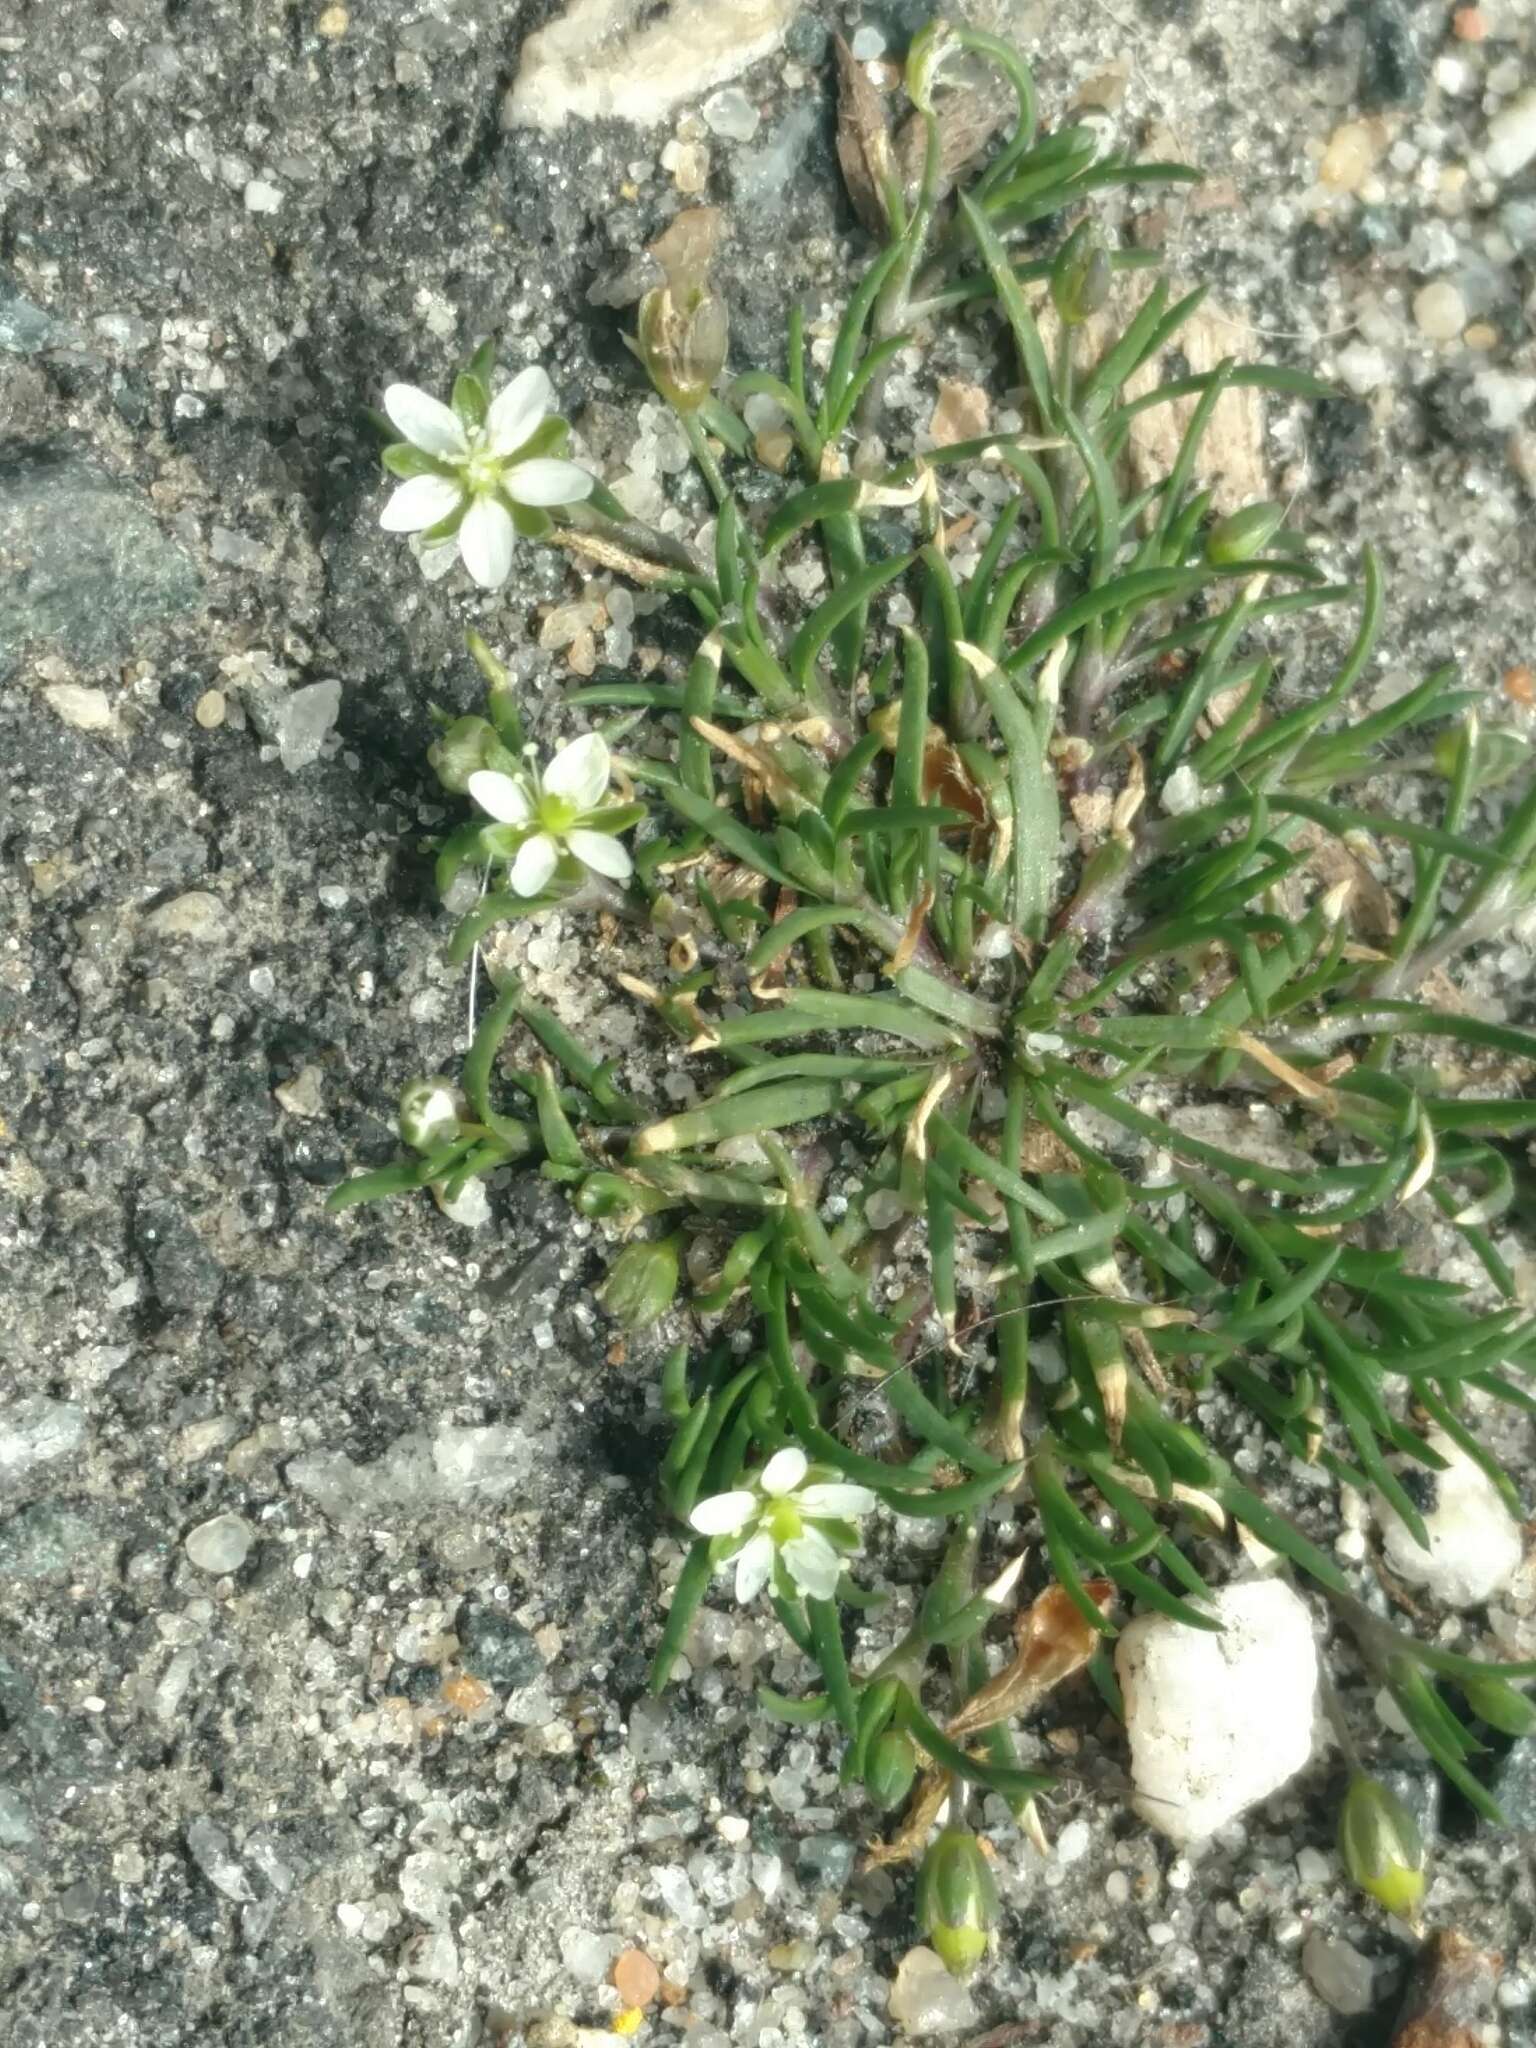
[4,0,1536,2043]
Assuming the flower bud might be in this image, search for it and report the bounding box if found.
[399,1077,462,1154]
[1460,1671,1536,1737]
[1338,1772,1427,1920]
[916,1828,999,1978]
[430,715,497,795]
[1050,223,1112,329]
[598,1233,683,1332]
[865,1728,919,1813]
[1206,501,1286,566]
[1431,724,1530,792]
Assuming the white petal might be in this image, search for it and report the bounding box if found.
[509,833,559,896]
[383,382,468,458]
[797,1483,878,1521]
[759,1446,809,1498]
[379,473,463,533]
[458,495,516,589]
[466,770,533,825]
[782,1529,842,1601]
[503,456,594,508]
[733,1531,775,1605]
[485,364,555,456]
[689,1490,758,1537]
[567,828,633,882]
[543,731,611,809]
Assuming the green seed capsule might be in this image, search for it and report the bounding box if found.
[1460,1671,1536,1738]
[398,1076,462,1154]
[1050,222,1112,328]
[598,1233,683,1332]
[1206,500,1286,566]
[1338,1772,1427,1920]
[638,283,729,415]
[916,1827,999,1978]
[865,1729,919,1813]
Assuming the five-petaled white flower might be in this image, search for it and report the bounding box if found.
[688,1447,877,1604]
[468,730,634,897]
[379,365,593,589]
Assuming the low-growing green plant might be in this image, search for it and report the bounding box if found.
[334,18,1536,1969]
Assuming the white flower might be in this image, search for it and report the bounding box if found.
[688,1446,877,1605]
[378,364,594,589]
[467,730,634,896]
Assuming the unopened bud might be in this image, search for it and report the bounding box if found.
[1050,222,1112,328]
[1460,1671,1536,1737]
[1338,1772,1427,1920]
[916,1828,999,1978]
[430,715,498,795]
[1206,501,1287,566]
[1431,723,1530,792]
[399,1077,462,1154]
[865,1729,919,1813]
[598,1233,683,1332]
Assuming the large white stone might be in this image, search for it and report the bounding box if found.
[1377,1427,1524,1610]
[505,0,795,133]
[1116,1579,1318,1847]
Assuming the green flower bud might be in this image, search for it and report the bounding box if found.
[1050,223,1112,328]
[1431,724,1531,792]
[598,1233,683,1332]
[429,715,497,795]
[399,1077,462,1154]
[865,1729,919,1813]
[916,1828,999,1978]
[1338,1772,1427,1920]
[1460,1671,1536,1737]
[1205,501,1287,566]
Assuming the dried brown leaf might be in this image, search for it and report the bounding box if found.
[647,205,723,296]
[945,1579,1113,1740]
[863,1765,951,1868]
[835,34,896,238]
[894,84,1010,207]
[1391,1930,1503,2048]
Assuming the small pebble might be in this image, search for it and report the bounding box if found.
[1413,281,1467,342]
[849,25,885,59]
[1303,1931,1375,2015]
[316,3,348,34]
[1487,92,1536,181]
[612,1949,660,2007]
[43,683,116,733]
[929,378,990,449]
[701,87,759,143]
[185,1513,254,1574]
[1452,6,1487,38]
[1320,120,1383,193]
[1376,1426,1522,1608]
[244,179,282,214]
[888,1946,978,2032]
[194,689,227,729]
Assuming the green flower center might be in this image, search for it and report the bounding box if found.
[462,448,503,496]
[537,794,579,835]
[766,1500,803,1546]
